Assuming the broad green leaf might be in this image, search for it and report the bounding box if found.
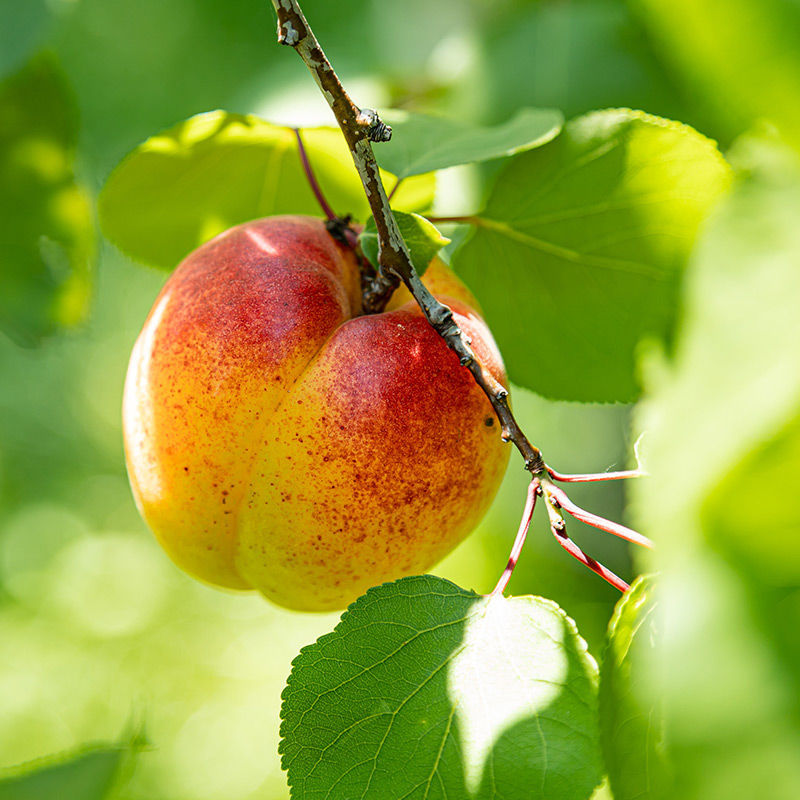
[280,575,602,800]
[632,135,800,800]
[599,576,670,800]
[631,0,800,151]
[0,745,125,800]
[98,111,434,270]
[452,108,731,402]
[0,0,50,77]
[0,54,94,345]
[359,211,449,277]
[376,108,563,180]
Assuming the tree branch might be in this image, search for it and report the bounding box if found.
[268,0,650,596]
[269,0,545,473]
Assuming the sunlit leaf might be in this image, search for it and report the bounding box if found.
[376,107,563,179]
[632,134,800,800]
[359,211,449,277]
[599,575,670,800]
[280,575,602,800]
[98,112,434,270]
[453,108,730,402]
[0,54,94,345]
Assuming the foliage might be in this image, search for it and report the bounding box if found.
[631,133,800,800]
[453,108,730,401]
[359,211,449,276]
[98,113,433,269]
[374,107,563,179]
[0,54,94,345]
[281,576,601,800]
[1,1,799,799]
[598,575,669,800]
[0,740,137,800]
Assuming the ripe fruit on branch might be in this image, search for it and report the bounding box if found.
[123,216,509,611]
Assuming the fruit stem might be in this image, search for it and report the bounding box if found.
[387,177,403,201]
[547,467,647,482]
[540,478,631,593]
[491,478,539,596]
[545,481,653,549]
[293,128,336,221]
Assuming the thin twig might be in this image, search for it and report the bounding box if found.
[492,478,539,596]
[551,528,630,593]
[547,467,647,483]
[546,482,653,549]
[387,177,404,201]
[293,128,336,221]
[541,483,630,592]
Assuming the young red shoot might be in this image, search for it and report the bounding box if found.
[547,467,647,483]
[491,478,539,597]
[546,483,653,549]
[293,128,336,222]
[492,468,648,596]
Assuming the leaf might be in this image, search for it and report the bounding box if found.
[0,745,126,800]
[632,135,800,800]
[452,108,731,402]
[280,575,602,800]
[376,107,563,180]
[599,575,670,800]
[98,112,434,270]
[0,0,50,78]
[631,0,800,151]
[0,54,95,345]
[359,211,449,277]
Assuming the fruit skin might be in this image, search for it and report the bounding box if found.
[123,215,509,611]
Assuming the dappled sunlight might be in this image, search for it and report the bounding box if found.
[447,593,570,795]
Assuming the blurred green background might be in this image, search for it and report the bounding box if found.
[0,0,786,798]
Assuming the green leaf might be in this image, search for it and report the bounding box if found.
[0,0,50,77]
[375,107,563,180]
[0,745,126,800]
[599,575,670,800]
[280,575,602,800]
[452,108,731,402]
[0,54,95,345]
[631,0,800,151]
[98,111,434,270]
[632,135,800,800]
[359,211,449,277]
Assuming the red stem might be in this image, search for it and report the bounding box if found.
[491,478,539,596]
[387,177,403,201]
[550,526,630,592]
[548,484,653,549]
[293,128,336,221]
[547,467,647,483]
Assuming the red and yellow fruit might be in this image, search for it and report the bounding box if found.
[123,215,508,610]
